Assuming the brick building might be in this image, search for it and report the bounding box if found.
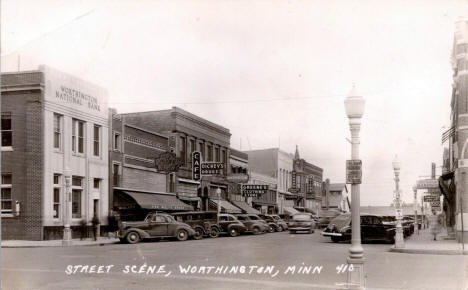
[115,107,238,213]
[109,109,192,221]
[1,66,109,240]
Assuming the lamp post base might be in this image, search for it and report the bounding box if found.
[394,227,405,249]
[346,257,366,290]
[62,226,73,247]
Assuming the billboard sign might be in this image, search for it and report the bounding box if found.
[417,179,439,189]
[346,160,362,184]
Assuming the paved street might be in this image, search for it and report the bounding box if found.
[3,232,467,290]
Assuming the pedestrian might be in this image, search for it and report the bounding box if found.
[92,215,100,241]
[428,210,441,241]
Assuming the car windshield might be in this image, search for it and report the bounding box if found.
[248,215,260,220]
[293,214,311,221]
[271,215,280,220]
[329,214,351,228]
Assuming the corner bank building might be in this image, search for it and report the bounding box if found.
[1,66,109,240]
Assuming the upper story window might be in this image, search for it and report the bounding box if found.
[93,125,100,156]
[1,173,12,214]
[207,144,213,162]
[2,113,12,147]
[198,142,205,160]
[53,114,62,150]
[72,119,85,154]
[215,147,220,162]
[113,132,121,151]
[93,178,101,189]
[179,136,186,166]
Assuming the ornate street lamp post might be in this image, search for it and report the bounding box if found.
[216,187,221,224]
[392,156,405,248]
[62,167,72,246]
[344,84,365,289]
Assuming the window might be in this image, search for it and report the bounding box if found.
[93,125,100,156]
[215,147,220,162]
[179,136,186,166]
[71,176,83,218]
[2,113,12,147]
[53,114,62,149]
[207,144,213,162]
[113,163,120,187]
[198,142,205,160]
[93,178,100,189]
[190,139,195,155]
[1,174,12,214]
[72,119,85,154]
[53,174,61,219]
[113,132,121,151]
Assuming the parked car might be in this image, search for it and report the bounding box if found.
[234,214,268,234]
[269,214,289,231]
[218,214,247,237]
[321,213,396,243]
[316,209,341,228]
[289,213,315,234]
[118,212,196,244]
[171,211,221,239]
[258,214,283,232]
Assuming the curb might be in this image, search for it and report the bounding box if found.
[389,247,468,255]
[2,240,120,248]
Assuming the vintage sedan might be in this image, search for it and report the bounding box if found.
[171,211,221,239]
[218,214,247,237]
[289,213,316,234]
[119,212,196,244]
[258,214,283,232]
[234,214,268,234]
[270,214,288,231]
[321,213,396,243]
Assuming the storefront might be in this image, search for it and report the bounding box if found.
[177,178,201,209]
[114,188,193,221]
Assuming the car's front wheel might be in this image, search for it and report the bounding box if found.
[193,227,204,240]
[229,228,239,237]
[209,226,220,238]
[126,231,141,244]
[276,225,283,232]
[267,226,275,233]
[176,229,189,241]
[252,226,261,235]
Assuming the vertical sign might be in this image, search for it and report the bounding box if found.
[192,151,201,181]
[292,171,297,189]
[346,160,362,184]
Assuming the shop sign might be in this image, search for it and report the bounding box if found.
[201,162,224,175]
[154,152,183,173]
[346,160,362,184]
[423,195,438,202]
[226,173,249,183]
[242,184,268,197]
[430,201,441,207]
[416,179,438,189]
[395,208,403,219]
[192,151,201,181]
[292,171,297,189]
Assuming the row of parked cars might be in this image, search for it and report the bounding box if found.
[118,211,302,244]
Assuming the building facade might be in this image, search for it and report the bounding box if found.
[118,107,237,213]
[245,148,295,214]
[442,19,468,242]
[1,66,109,240]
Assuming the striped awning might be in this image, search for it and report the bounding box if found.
[117,190,193,211]
[209,198,242,214]
[231,200,260,214]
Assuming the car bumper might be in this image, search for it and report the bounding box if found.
[289,227,313,231]
[321,231,342,237]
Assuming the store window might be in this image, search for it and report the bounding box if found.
[53,174,61,219]
[53,114,62,150]
[72,119,85,154]
[72,176,83,218]
[93,125,100,156]
[2,113,12,147]
[1,173,12,214]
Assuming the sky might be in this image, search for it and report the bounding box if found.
[2,0,468,206]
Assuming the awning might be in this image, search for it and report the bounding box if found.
[178,195,201,202]
[117,190,193,211]
[209,198,242,214]
[283,207,300,215]
[231,200,260,214]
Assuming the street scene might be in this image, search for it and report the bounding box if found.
[2,1,468,289]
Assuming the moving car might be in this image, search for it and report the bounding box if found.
[316,209,341,228]
[270,214,288,231]
[258,214,283,232]
[234,214,268,234]
[218,214,247,237]
[321,213,396,243]
[289,213,315,234]
[119,212,195,244]
[171,211,221,239]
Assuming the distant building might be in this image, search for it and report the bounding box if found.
[1,66,109,240]
[324,183,348,212]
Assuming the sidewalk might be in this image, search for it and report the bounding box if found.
[389,227,468,255]
[1,237,120,248]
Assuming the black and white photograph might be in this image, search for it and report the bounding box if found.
[1,0,468,289]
